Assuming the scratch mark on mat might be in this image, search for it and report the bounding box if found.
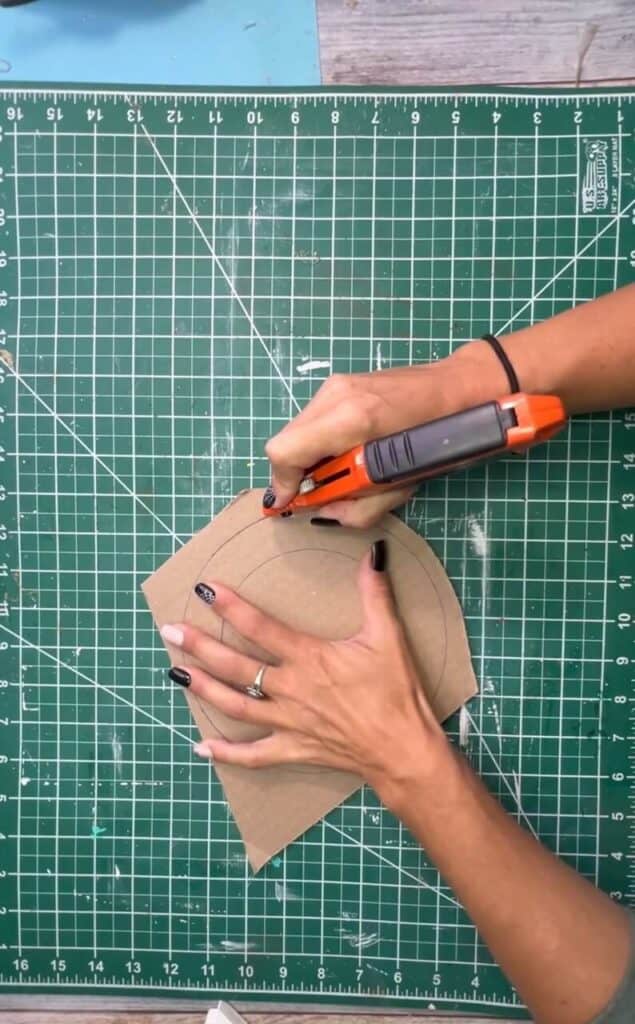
[239,143,252,173]
[295,249,320,264]
[274,880,299,903]
[340,928,379,950]
[491,701,502,740]
[296,358,331,375]
[458,705,470,749]
[213,429,235,480]
[111,733,123,778]
[367,963,389,977]
[467,513,488,559]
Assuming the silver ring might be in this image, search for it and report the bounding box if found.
[245,664,267,700]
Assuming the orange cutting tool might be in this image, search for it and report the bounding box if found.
[263,392,567,517]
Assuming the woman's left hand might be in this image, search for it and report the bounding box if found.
[161,540,448,793]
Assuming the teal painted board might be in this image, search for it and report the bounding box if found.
[0,1,321,85]
[0,85,633,1016]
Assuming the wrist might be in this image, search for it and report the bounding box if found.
[456,324,570,402]
[406,338,517,428]
[367,722,458,815]
[447,338,515,404]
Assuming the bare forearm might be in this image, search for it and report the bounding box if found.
[453,284,635,414]
[374,740,632,1024]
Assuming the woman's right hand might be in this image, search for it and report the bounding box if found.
[265,342,507,527]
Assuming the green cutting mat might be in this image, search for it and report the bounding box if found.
[0,85,633,1016]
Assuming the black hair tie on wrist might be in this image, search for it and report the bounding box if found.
[481,333,520,394]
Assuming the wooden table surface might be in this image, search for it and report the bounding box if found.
[5,2,632,1022]
[2,1015,507,1024]
[317,0,635,86]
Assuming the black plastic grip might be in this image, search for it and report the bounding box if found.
[364,402,516,484]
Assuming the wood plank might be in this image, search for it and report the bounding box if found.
[316,0,635,85]
[0,1014,513,1024]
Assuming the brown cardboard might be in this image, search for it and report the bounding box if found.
[142,489,477,870]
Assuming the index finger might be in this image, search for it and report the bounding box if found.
[197,580,316,662]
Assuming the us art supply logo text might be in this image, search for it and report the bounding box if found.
[579,137,618,214]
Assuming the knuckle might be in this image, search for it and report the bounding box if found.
[264,434,284,464]
[351,507,379,529]
[341,501,380,529]
[220,586,239,610]
[244,746,265,769]
[235,693,255,720]
[322,373,354,398]
[311,642,334,678]
[339,392,381,437]
[183,626,204,655]
[284,647,325,694]
[238,604,263,638]
[222,589,253,626]
[270,664,291,694]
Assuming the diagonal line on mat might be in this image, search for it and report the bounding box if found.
[0,623,194,745]
[4,361,185,547]
[496,198,635,335]
[135,118,302,414]
[325,820,462,909]
[465,707,539,840]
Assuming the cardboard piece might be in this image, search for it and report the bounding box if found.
[205,1002,248,1024]
[142,489,477,870]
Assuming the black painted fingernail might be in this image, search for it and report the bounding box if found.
[311,517,341,527]
[194,582,216,605]
[169,666,191,688]
[371,539,387,572]
[262,486,276,509]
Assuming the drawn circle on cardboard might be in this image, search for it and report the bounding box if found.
[181,507,458,751]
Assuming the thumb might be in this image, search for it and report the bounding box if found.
[357,540,398,637]
[312,487,415,529]
[269,465,304,509]
[264,425,311,508]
